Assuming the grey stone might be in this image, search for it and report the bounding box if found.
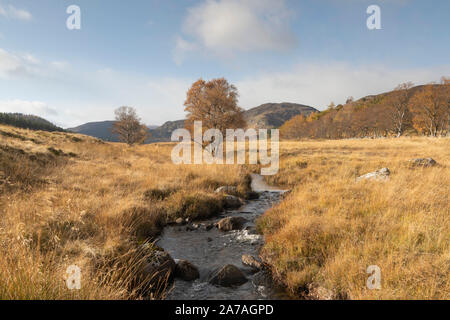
[308,285,335,300]
[223,195,244,209]
[409,158,437,168]
[215,186,237,194]
[217,216,247,231]
[356,167,390,181]
[208,264,247,287]
[175,260,200,281]
[139,249,176,290]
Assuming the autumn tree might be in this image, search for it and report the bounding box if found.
[278,78,448,140]
[184,78,247,143]
[386,82,414,137]
[410,82,449,136]
[280,114,307,139]
[112,106,149,145]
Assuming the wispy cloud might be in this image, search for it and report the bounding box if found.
[0,4,32,21]
[0,48,41,78]
[0,99,57,116]
[236,63,450,110]
[0,48,72,80]
[3,47,448,128]
[174,0,296,64]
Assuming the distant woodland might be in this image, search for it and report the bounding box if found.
[0,113,64,132]
[281,78,449,139]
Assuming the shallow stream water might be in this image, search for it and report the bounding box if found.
[157,174,289,300]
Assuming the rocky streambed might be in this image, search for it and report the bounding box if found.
[156,174,289,300]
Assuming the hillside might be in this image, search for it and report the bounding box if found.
[0,113,64,132]
[281,83,449,139]
[148,120,185,142]
[68,121,158,142]
[243,102,317,129]
[68,121,119,142]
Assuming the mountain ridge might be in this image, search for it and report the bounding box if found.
[68,102,318,142]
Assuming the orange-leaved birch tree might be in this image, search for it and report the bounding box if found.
[387,82,414,137]
[410,82,449,137]
[184,78,247,149]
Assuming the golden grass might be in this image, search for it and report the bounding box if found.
[0,124,250,299]
[258,138,449,299]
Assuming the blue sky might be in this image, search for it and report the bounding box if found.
[0,0,449,127]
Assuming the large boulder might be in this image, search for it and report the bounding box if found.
[175,259,200,281]
[138,248,176,292]
[241,254,264,271]
[356,168,390,181]
[409,158,437,168]
[222,195,244,209]
[215,186,237,194]
[217,216,247,231]
[208,264,248,287]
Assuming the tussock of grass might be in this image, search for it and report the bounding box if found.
[166,191,224,220]
[144,187,178,201]
[258,138,449,299]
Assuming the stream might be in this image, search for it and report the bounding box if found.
[157,174,289,300]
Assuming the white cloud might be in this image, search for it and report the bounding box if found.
[0,48,42,78]
[174,0,296,63]
[236,63,450,110]
[0,48,35,78]
[81,68,193,125]
[3,46,447,129]
[147,77,193,118]
[0,100,57,116]
[173,36,198,66]
[0,4,32,21]
[0,48,70,79]
[50,61,69,70]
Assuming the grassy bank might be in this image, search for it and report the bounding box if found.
[258,138,449,299]
[0,124,251,299]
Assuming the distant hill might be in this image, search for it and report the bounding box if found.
[148,120,185,142]
[0,113,64,132]
[68,102,317,143]
[149,103,317,141]
[243,102,317,129]
[68,121,119,142]
[68,121,158,142]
